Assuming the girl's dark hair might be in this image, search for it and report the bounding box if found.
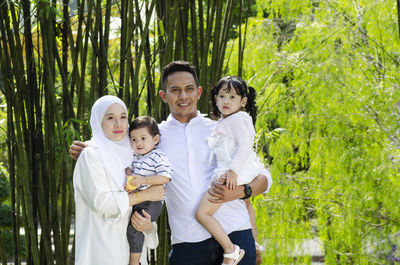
[210,76,258,125]
[129,116,160,136]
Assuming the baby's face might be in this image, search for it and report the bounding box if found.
[129,127,159,155]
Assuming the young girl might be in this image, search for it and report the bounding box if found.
[125,116,172,265]
[195,76,262,265]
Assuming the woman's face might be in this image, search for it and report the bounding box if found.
[101,103,129,142]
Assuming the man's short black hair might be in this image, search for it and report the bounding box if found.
[161,61,199,91]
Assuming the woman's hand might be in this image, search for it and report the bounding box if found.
[131,210,153,232]
[69,140,87,160]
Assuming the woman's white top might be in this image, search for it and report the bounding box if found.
[208,111,262,185]
[73,145,131,265]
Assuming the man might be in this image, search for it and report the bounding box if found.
[70,61,272,265]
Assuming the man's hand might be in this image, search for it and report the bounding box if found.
[69,140,87,160]
[208,176,244,203]
[208,174,269,203]
[131,210,153,232]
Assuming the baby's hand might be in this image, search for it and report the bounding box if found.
[123,183,133,193]
[223,170,238,190]
[128,175,146,188]
[125,167,133,176]
[126,175,137,191]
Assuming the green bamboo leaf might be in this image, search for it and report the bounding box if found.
[159,20,165,39]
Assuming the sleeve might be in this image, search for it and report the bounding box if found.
[73,147,130,223]
[254,155,273,194]
[154,150,173,179]
[224,113,255,175]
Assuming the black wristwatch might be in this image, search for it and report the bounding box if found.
[241,184,252,200]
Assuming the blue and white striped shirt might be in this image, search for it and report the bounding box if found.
[131,148,173,191]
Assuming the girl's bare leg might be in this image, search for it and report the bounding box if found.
[245,199,257,241]
[245,199,263,265]
[196,192,236,264]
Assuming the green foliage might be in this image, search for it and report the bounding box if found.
[0,165,9,202]
[226,0,400,263]
[1,230,26,258]
[0,204,12,228]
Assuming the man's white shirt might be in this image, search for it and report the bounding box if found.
[158,112,272,244]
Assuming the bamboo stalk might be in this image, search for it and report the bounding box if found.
[0,1,248,264]
[0,35,20,263]
[78,0,93,139]
[120,0,129,98]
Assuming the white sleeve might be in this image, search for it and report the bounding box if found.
[224,114,255,175]
[73,147,130,222]
[254,155,273,194]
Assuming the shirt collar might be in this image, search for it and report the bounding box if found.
[166,111,207,127]
[133,149,153,159]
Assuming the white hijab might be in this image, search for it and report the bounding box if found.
[89,95,132,190]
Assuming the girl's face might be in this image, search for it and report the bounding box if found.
[129,127,160,155]
[215,83,247,118]
[101,103,129,142]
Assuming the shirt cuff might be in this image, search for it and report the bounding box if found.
[113,191,130,216]
[259,168,272,194]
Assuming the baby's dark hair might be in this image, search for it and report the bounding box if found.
[210,76,258,125]
[129,116,160,136]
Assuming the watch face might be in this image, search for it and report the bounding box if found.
[243,184,252,199]
[246,185,252,196]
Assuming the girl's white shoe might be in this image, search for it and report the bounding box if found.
[256,242,265,253]
[222,244,245,265]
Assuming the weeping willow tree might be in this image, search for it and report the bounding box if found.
[221,0,400,264]
[0,0,253,264]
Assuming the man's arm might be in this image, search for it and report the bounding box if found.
[69,140,87,160]
[208,173,269,203]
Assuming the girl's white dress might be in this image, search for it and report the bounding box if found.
[208,111,262,185]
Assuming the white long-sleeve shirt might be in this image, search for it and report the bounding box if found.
[212,111,255,175]
[73,146,151,265]
[158,112,272,244]
[73,146,131,265]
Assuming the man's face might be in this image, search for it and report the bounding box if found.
[159,71,202,123]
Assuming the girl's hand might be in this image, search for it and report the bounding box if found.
[223,170,238,190]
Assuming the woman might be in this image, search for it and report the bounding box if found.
[73,95,163,265]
